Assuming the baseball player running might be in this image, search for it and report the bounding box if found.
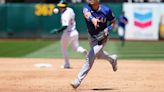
[70,0,118,88]
[50,0,87,69]
[117,11,128,47]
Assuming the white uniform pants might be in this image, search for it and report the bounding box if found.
[61,30,86,65]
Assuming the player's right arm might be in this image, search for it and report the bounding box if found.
[83,6,100,28]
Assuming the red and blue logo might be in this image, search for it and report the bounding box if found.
[134,10,152,28]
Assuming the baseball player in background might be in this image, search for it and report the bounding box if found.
[70,0,118,89]
[117,11,128,47]
[50,0,87,69]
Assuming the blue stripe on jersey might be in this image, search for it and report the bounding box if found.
[83,4,115,36]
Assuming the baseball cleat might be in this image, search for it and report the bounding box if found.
[111,54,118,72]
[60,64,70,69]
[70,80,80,89]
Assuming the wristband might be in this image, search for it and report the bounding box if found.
[88,16,94,22]
[107,25,113,30]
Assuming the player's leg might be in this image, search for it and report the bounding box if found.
[97,50,113,62]
[61,34,71,68]
[70,31,87,56]
[75,36,104,83]
[121,36,125,46]
[97,50,118,72]
[78,45,103,80]
[122,29,125,46]
[118,27,124,46]
[96,39,118,71]
[71,42,103,88]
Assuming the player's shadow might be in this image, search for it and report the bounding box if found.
[80,87,118,91]
[91,88,118,91]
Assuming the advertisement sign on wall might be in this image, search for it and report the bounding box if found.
[123,3,162,40]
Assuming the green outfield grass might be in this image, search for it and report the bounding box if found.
[0,40,53,57]
[0,39,164,59]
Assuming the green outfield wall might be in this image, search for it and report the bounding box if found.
[0,3,122,38]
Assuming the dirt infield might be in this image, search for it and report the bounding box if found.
[0,58,164,92]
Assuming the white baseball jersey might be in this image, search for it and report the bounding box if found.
[61,7,76,32]
[59,7,87,67]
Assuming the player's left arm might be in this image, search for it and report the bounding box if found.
[104,10,116,35]
[95,19,116,45]
[103,19,116,36]
[109,19,116,29]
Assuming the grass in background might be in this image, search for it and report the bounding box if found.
[0,39,164,60]
[0,40,53,57]
[107,41,164,59]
